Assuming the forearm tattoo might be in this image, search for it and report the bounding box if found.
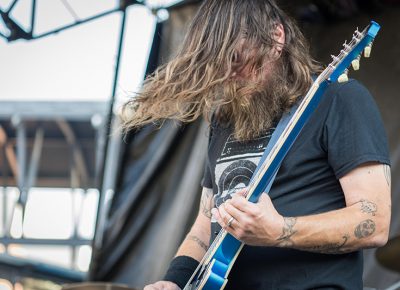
[360,199,377,216]
[301,235,351,254]
[354,219,376,239]
[200,188,214,218]
[383,164,391,187]
[188,235,208,251]
[276,217,297,247]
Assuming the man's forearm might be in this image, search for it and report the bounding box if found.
[276,199,389,254]
[176,228,210,261]
[175,188,213,260]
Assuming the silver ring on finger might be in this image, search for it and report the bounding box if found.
[227,216,234,227]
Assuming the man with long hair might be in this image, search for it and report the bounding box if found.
[122,1,391,289]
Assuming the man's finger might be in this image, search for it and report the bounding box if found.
[224,200,245,224]
[231,195,257,212]
[211,207,225,227]
[258,192,270,202]
[258,193,274,208]
[218,203,232,227]
[236,188,248,197]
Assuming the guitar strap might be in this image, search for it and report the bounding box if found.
[250,100,300,194]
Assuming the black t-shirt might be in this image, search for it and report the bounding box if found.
[201,79,390,290]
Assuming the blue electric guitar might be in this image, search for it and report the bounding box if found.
[183,21,381,290]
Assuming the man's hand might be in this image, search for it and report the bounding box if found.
[144,281,180,290]
[211,189,284,246]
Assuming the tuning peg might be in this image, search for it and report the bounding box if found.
[364,42,373,58]
[343,41,351,51]
[331,55,339,63]
[351,55,361,71]
[353,28,362,39]
[338,69,349,83]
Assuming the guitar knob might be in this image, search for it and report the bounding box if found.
[364,42,373,58]
[351,55,361,71]
[338,69,349,83]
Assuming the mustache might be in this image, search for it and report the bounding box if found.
[216,71,289,141]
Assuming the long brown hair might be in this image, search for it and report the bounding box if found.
[121,0,320,140]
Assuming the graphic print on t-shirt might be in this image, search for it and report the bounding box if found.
[213,129,274,216]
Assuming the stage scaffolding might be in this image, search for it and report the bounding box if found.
[0,0,173,286]
[0,100,108,283]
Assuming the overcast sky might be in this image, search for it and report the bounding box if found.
[0,0,166,104]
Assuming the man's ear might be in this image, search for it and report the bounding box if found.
[273,23,285,53]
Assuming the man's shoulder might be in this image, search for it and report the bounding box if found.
[318,78,378,116]
[324,78,372,102]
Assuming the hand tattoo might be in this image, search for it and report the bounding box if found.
[354,219,376,239]
[360,199,377,216]
[188,235,208,251]
[276,217,297,247]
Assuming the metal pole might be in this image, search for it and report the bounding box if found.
[1,142,8,237]
[6,116,26,237]
[30,0,36,34]
[15,118,26,199]
[33,9,119,40]
[89,6,128,277]
[26,128,44,191]
[6,0,19,14]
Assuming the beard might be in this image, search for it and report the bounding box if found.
[217,62,291,141]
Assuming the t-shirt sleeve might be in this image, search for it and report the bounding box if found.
[200,120,214,189]
[324,80,390,179]
[201,157,213,189]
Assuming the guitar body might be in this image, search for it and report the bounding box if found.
[185,21,380,290]
[194,234,240,290]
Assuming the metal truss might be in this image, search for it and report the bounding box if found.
[0,101,108,276]
[0,0,176,279]
[0,0,188,42]
[0,0,140,42]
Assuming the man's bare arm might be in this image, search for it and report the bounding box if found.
[215,162,391,254]
[175,187,213,260]
[276,163,391,254]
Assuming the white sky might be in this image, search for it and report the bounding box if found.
[0,0,159,104]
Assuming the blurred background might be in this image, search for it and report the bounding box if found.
[0,0,399,290]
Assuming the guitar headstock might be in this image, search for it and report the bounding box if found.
[321,21,380,84]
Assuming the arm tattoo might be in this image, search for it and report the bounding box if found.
[200,188,214,218]
[354,219,376,239]
[187,235,208,251]
[301,235,351,254]
[276,217,297,247]
[360,199,377,216]
[383,164,391,187]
